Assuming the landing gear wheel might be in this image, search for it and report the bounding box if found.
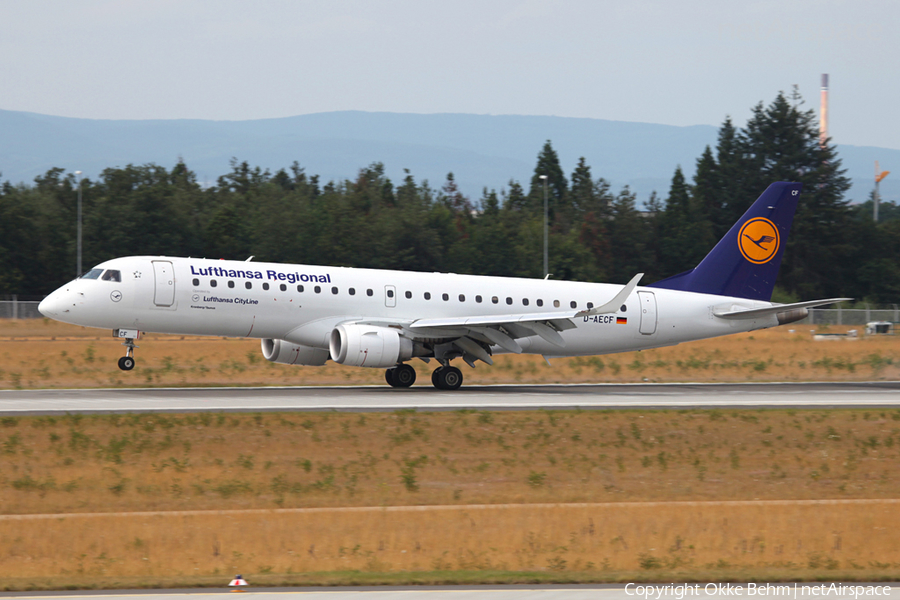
[386,367,397,386]
[393,364,416,387]
[118,334,139,372]
[433,366,463,390]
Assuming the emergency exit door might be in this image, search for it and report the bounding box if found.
[638,291,657,335]
[152,261,175,306]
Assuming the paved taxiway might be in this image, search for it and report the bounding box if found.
[0,382,898,415]
[5,586,898,600]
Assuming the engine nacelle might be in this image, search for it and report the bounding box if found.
[261,338,329,366]
[329,323,413,368]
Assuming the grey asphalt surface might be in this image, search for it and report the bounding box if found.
[0,382,898,415]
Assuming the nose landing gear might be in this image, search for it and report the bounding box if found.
[113,328,140,371]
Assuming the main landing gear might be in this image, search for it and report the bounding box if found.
[385,363,417,388]
[384,363,463,390]
[431,366,463,391]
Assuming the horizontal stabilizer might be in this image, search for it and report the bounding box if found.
[713,298,851,320]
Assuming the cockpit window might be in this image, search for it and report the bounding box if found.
[80,268,104,280]
[101,270,122,282]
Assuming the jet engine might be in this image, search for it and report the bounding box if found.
[261,338,329,366]
[329,323,415,368]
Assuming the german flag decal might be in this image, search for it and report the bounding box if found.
[616,317,627,325]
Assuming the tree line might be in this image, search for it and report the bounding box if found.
[2,92,898,302]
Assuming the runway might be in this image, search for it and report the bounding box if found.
[0,381,898,415]
[3,586,898,600]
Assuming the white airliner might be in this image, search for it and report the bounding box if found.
[38,182,847,390]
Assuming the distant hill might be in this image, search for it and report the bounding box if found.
[1,109,897,205]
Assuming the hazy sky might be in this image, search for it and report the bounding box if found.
[3,0,899,149]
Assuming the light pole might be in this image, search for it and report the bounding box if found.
[75,171,83,277]
[539,175,548,278]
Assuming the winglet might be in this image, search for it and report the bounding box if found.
[576,273,643,317]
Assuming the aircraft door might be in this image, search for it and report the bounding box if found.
[152,260,176,306]
[638,291,657,335]
[384,285,396,308]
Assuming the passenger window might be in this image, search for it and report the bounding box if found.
[367,289,373,297]
[570,301,577,309]
[553,300,560,308]
[101,270,121,282]
[587,302,594,309]
[459,294,465,302]
[229,281,235,289]
[424,292,431,300]
[522,298,529,306]
[297,285,303,292]
[476,295,482,303]
[405,291,412,299]
[80,268,104,280]
[280,284,287,292]
[349,288,355,296]
[315,286,321,293]
[246,282,253,290]
[537,299,543,307]
[192,278,199,286]
[506,297,513,305]
[387,289,394,298]
[332,287,338,294]
[492,296,499,304]
[621,304,627,312]
[211,280,217,288]
[442,293,449,301]
[262,282,269,291]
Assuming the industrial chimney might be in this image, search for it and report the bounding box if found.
[819,74,829,147]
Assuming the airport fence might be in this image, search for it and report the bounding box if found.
[0,299,43,320]
[800,307,900,326]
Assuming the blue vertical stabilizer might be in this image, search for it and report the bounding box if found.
[647,182,802,301]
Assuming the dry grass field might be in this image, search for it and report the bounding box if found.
[2,319,900,588]
[0,319,898,388]
[2,407,900,587]
[2,501,899,589]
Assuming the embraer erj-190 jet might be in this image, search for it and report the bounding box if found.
[39,182,848,390]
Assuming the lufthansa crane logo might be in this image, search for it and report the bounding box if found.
[738,217,780,264]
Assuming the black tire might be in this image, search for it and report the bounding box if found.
[393,364,416,387]
[436,366,463,390]
[385,368,397,386]
[118,356,135,371]
[431,367,444,389]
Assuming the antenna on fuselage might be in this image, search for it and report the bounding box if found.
[245,256,255,262]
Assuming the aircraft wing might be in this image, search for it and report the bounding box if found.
[398,273,644,359]
[408,311,577,354]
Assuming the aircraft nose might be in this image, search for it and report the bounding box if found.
[38,290,67,318]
